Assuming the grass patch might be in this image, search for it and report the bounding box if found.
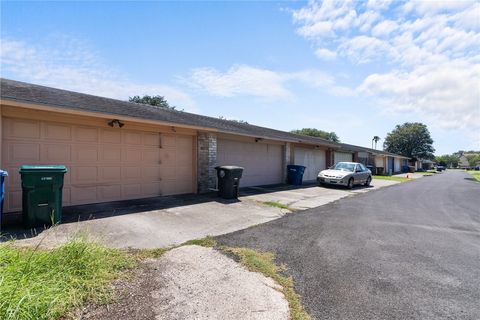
[224,247,311,320]
[373,175,409,182]
[182,236,217,247]
[262,201,293,211]
[135,247,171,259]
[0,238,135,320]
[467,170,480,182]
[187,237,311,320]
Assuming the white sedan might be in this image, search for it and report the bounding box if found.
[317,162,372,189]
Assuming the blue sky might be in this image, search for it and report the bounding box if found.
[1,0,479,155]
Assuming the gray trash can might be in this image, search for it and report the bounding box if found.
[215,166,244,199]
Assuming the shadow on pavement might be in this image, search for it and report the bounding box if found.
[1,181,371,242]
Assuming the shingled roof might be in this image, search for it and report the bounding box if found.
[337,143,411,159]
[0,78,338,147]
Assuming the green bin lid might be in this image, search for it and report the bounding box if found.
[19,165,68,173]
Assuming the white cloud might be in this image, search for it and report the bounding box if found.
[187,65,292,99]
[371,20,398,37]
[185,65,336,99]
[0,37,197,111]
[315,48,337,60]
[291,0,480,135]
[339,35,395,64]
[359,61,480,130]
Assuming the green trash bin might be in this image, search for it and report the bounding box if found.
[20,165,68,228]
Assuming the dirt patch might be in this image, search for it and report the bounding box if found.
[77,259,158,319]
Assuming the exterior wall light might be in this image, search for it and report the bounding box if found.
[108,119,124,128]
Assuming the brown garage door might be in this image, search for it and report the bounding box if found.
[2,117,194,212]
[217,138,283,187]
[294,147,326,181]
[334,151,353,164]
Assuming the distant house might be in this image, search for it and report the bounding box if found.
[458,154,470,169]
[421,159,435,170]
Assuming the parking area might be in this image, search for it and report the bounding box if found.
[2,178,401,249]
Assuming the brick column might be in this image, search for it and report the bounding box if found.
[197,132,217,193]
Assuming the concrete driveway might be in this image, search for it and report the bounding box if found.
[3,178,401,249]
[242,178,399,210]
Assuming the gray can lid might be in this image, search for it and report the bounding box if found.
[19,165,68,173]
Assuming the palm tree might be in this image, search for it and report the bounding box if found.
[372,136,381,150]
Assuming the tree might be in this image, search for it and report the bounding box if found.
[290,128,340,142]
[435,154,458,168]
[372,136,380,150]
[129,95,177,109]
[383,122,435,161]
[218,116,249,124]
[466,154,480,167]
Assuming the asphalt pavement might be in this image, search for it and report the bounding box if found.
[216,171,480,320]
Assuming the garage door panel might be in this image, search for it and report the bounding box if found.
[122,147,142,163]
[122,166,141,180]
[9,143,40,163]
[176,166,193,178]
[101,146,122,162]
[122,184,142,198]
[176,152,192,166]
[143,149,160,163]
[160,180,178,195]
[123,131,142,145]
[160,150,176,166]
[100,185,122,201]
[5,167,21,186]
[142,167,161,181]
[44,123,72,141]
[101,129,122,144]
[160,166,176,180]
[72,166,97,183]
[7,191,22,212]
[73,145,98,162]
[62,187,71,205]
[161,134,176,148]
[143,132,160,146]
[71,186,98,204]
[42,144,71,162]
[5,119,41,139]
[294,148,326,181]
[99,166,121,181]
[74,126,98,142]
[142,182,162,197]
[176,179,193,194]
[218,139,283,187]
[2,117,194,212]
[334,152,353,164]
[63,172,71,185]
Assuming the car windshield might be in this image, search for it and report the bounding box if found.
[333,162,355,172]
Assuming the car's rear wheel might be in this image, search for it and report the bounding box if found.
[364,176,372,186]
[347,178,354,189]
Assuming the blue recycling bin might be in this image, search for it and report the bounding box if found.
[0,170,8,231]
[287,165,306,186]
